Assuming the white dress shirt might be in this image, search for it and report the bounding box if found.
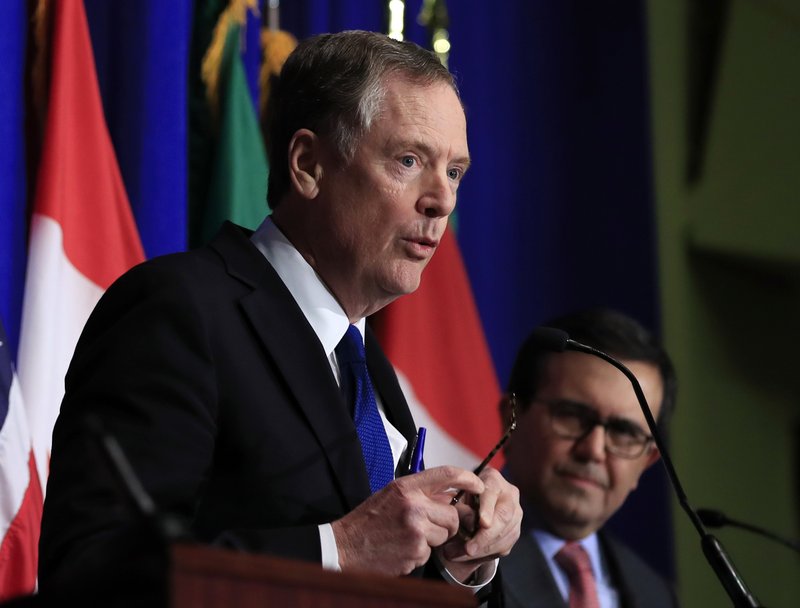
[250,217,407,571]
[533,528,620,608]
[250,217,494,590]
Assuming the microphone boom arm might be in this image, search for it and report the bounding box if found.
[531,327,763,608]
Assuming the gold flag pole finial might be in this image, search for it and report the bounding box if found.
[418,0,450,68]
[201,0,259,119]
[259,0,297,123]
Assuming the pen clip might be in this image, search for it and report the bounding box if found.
[409,427,426,474]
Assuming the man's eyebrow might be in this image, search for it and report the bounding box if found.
[557,399,646,431]
[607,416,647,433]
[454,155,472,173]
[392,139,471,169]
[555,398,594,411]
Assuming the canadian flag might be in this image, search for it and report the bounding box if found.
[17,0,145,494]
[374,227,504,470]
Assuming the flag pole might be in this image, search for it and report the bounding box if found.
[418,0,450,68]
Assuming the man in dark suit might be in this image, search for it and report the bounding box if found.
[499,309,678,607]
[38,30,521,600]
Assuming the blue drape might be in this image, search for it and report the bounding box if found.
[84,0,193,259]
[0,1,28,356]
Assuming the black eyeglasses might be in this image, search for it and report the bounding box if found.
[534,398,653,459]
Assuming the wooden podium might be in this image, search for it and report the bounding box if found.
[169,543,477,607]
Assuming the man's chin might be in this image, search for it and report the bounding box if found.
[543,496,603,537]
[383,267,425,296]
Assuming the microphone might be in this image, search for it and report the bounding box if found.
[84,414,190,543]
[531,327,762,608]
[698,508,800,555]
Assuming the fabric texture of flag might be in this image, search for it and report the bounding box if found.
[0,320,42,601]
[190,0,269,247]
[17,0,145,491]
[373,227,504,470]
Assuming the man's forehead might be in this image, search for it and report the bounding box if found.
[370,78,468,154]
[540,353,662,411]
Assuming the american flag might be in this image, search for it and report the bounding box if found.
[0,320,42,600]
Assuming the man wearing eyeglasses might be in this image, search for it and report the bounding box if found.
[499,309,678,608]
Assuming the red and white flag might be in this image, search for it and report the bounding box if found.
[17,0,145,493]
[374,227,504,470]
[0,321,42,600]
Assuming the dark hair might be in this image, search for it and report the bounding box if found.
[507,309,677,429]
[265,30,458,207]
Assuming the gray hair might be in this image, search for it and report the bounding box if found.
[266,30,459,207]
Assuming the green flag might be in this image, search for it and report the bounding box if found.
[189,2,268,247]
[203,24,269,243]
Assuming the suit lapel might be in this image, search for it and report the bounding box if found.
[365,323,417,473]
[366,323,415,441]
[501,533,567,608]
[599,531,634,608]
[210,223,371,511]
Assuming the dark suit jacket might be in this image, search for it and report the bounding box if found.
[38,222,418,593]
[500,530,678,608]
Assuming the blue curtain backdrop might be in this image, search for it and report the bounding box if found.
[0,0,671,579]
[83,0,192,259]
[0,1,27,357]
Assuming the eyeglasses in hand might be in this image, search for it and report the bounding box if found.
[451,392,518,506]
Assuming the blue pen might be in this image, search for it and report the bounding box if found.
[409,427,426,473]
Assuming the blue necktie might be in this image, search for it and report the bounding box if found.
[335,325,394,493]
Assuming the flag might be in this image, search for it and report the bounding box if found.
[190,0,269,246]
[373,227,504,470]
[17,0,145,491]
[0,320,42,601]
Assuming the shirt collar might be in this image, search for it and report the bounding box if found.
[532,527,608,585]
[250,217,365,355]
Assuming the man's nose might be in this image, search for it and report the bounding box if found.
[572,424,607,462]
[417,169,456,218]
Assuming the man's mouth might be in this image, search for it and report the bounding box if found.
[556,466,608,490]
[402,236,438,259]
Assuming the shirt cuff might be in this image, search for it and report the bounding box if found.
[318,523,341,571]
[437,557,498,592]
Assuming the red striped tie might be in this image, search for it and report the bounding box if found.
[555,541,601,608]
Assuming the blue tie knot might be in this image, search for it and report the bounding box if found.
[336,324,366,364]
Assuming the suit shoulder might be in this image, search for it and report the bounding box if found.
[106,223,264,301]
[602,532,679,608]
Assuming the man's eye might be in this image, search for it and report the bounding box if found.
[447,168,461,180]
[608,420,643,440]
[553,403,596,425]
[401,156,416,167]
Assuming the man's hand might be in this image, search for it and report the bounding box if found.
[436,467,522,583]
[332,466,485,576]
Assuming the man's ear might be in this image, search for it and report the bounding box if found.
[630,446,661,492]
[644,445,661,469]
[288,128,323,199]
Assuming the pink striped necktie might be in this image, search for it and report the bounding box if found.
[554,541,601,608]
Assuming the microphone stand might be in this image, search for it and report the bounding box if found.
[84,414,190,543]
[698,508,800,555]
[533,328,762,607]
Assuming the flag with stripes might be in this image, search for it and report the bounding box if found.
[0,319,42,600]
